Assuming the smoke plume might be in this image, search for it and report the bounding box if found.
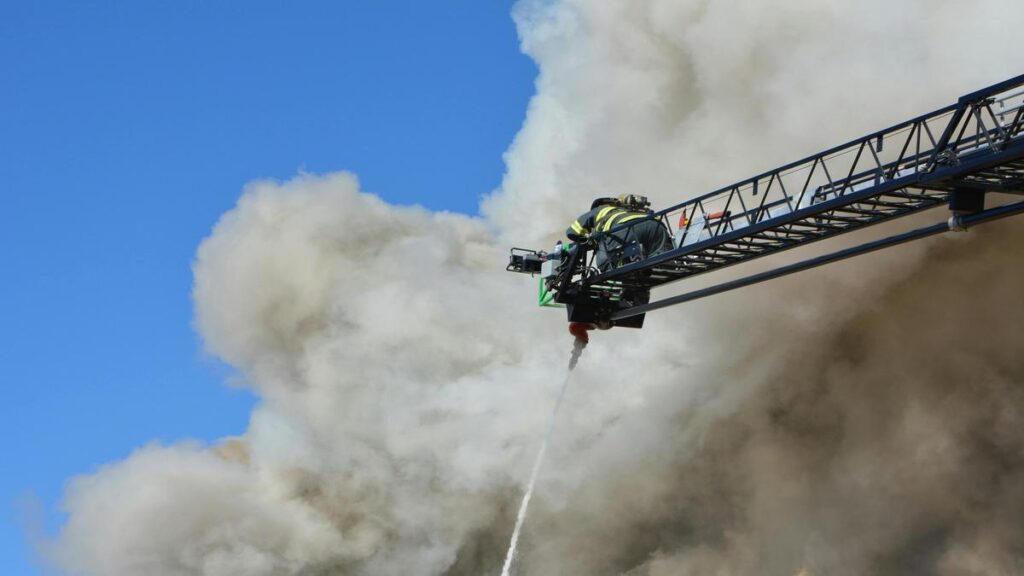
[50,1,1024,575]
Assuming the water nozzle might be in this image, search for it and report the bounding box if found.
[568,322,596,343]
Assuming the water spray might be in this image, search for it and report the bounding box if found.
[500,334,588,575]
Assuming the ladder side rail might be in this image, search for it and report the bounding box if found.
[669,109,959,238]
[656,102,959,220]
[651,75,1024,234]
[930,75,1024,165]
[604,191,943,293]
[572,75,1024,293]
[588,129,936,256]
[588,135,1024,288]
[595,129,951,256]
[957,73,1024,104]
[593,79,1024,254]
[589,172,933,285]
[919,135,1024,189]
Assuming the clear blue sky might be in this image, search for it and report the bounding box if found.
[0,2,535,573]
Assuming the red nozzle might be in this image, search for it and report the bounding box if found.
[568,322,596,343]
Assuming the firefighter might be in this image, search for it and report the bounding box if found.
[566,195,671,270]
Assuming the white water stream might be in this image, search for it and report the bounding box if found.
[500,338,587,576]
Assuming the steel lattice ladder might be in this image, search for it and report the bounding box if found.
[563,74,1024,326]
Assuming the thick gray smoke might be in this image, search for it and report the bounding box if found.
[50,1,1024,575]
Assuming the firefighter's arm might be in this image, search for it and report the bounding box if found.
[566,218,588,242]
[566,207,600,241]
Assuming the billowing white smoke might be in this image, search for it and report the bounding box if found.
[55,174,577,575]
[50,1,1024,575]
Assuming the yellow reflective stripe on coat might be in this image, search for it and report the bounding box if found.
[570,220,585,235]
[595,207,624,230]
[602,211,646,231]
[617,213,647,225]
[594,205,619,226]
[601,210,626,231]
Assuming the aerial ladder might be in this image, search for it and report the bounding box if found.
[507,74,1024,332]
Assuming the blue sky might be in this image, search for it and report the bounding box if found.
[0,2,536,573]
